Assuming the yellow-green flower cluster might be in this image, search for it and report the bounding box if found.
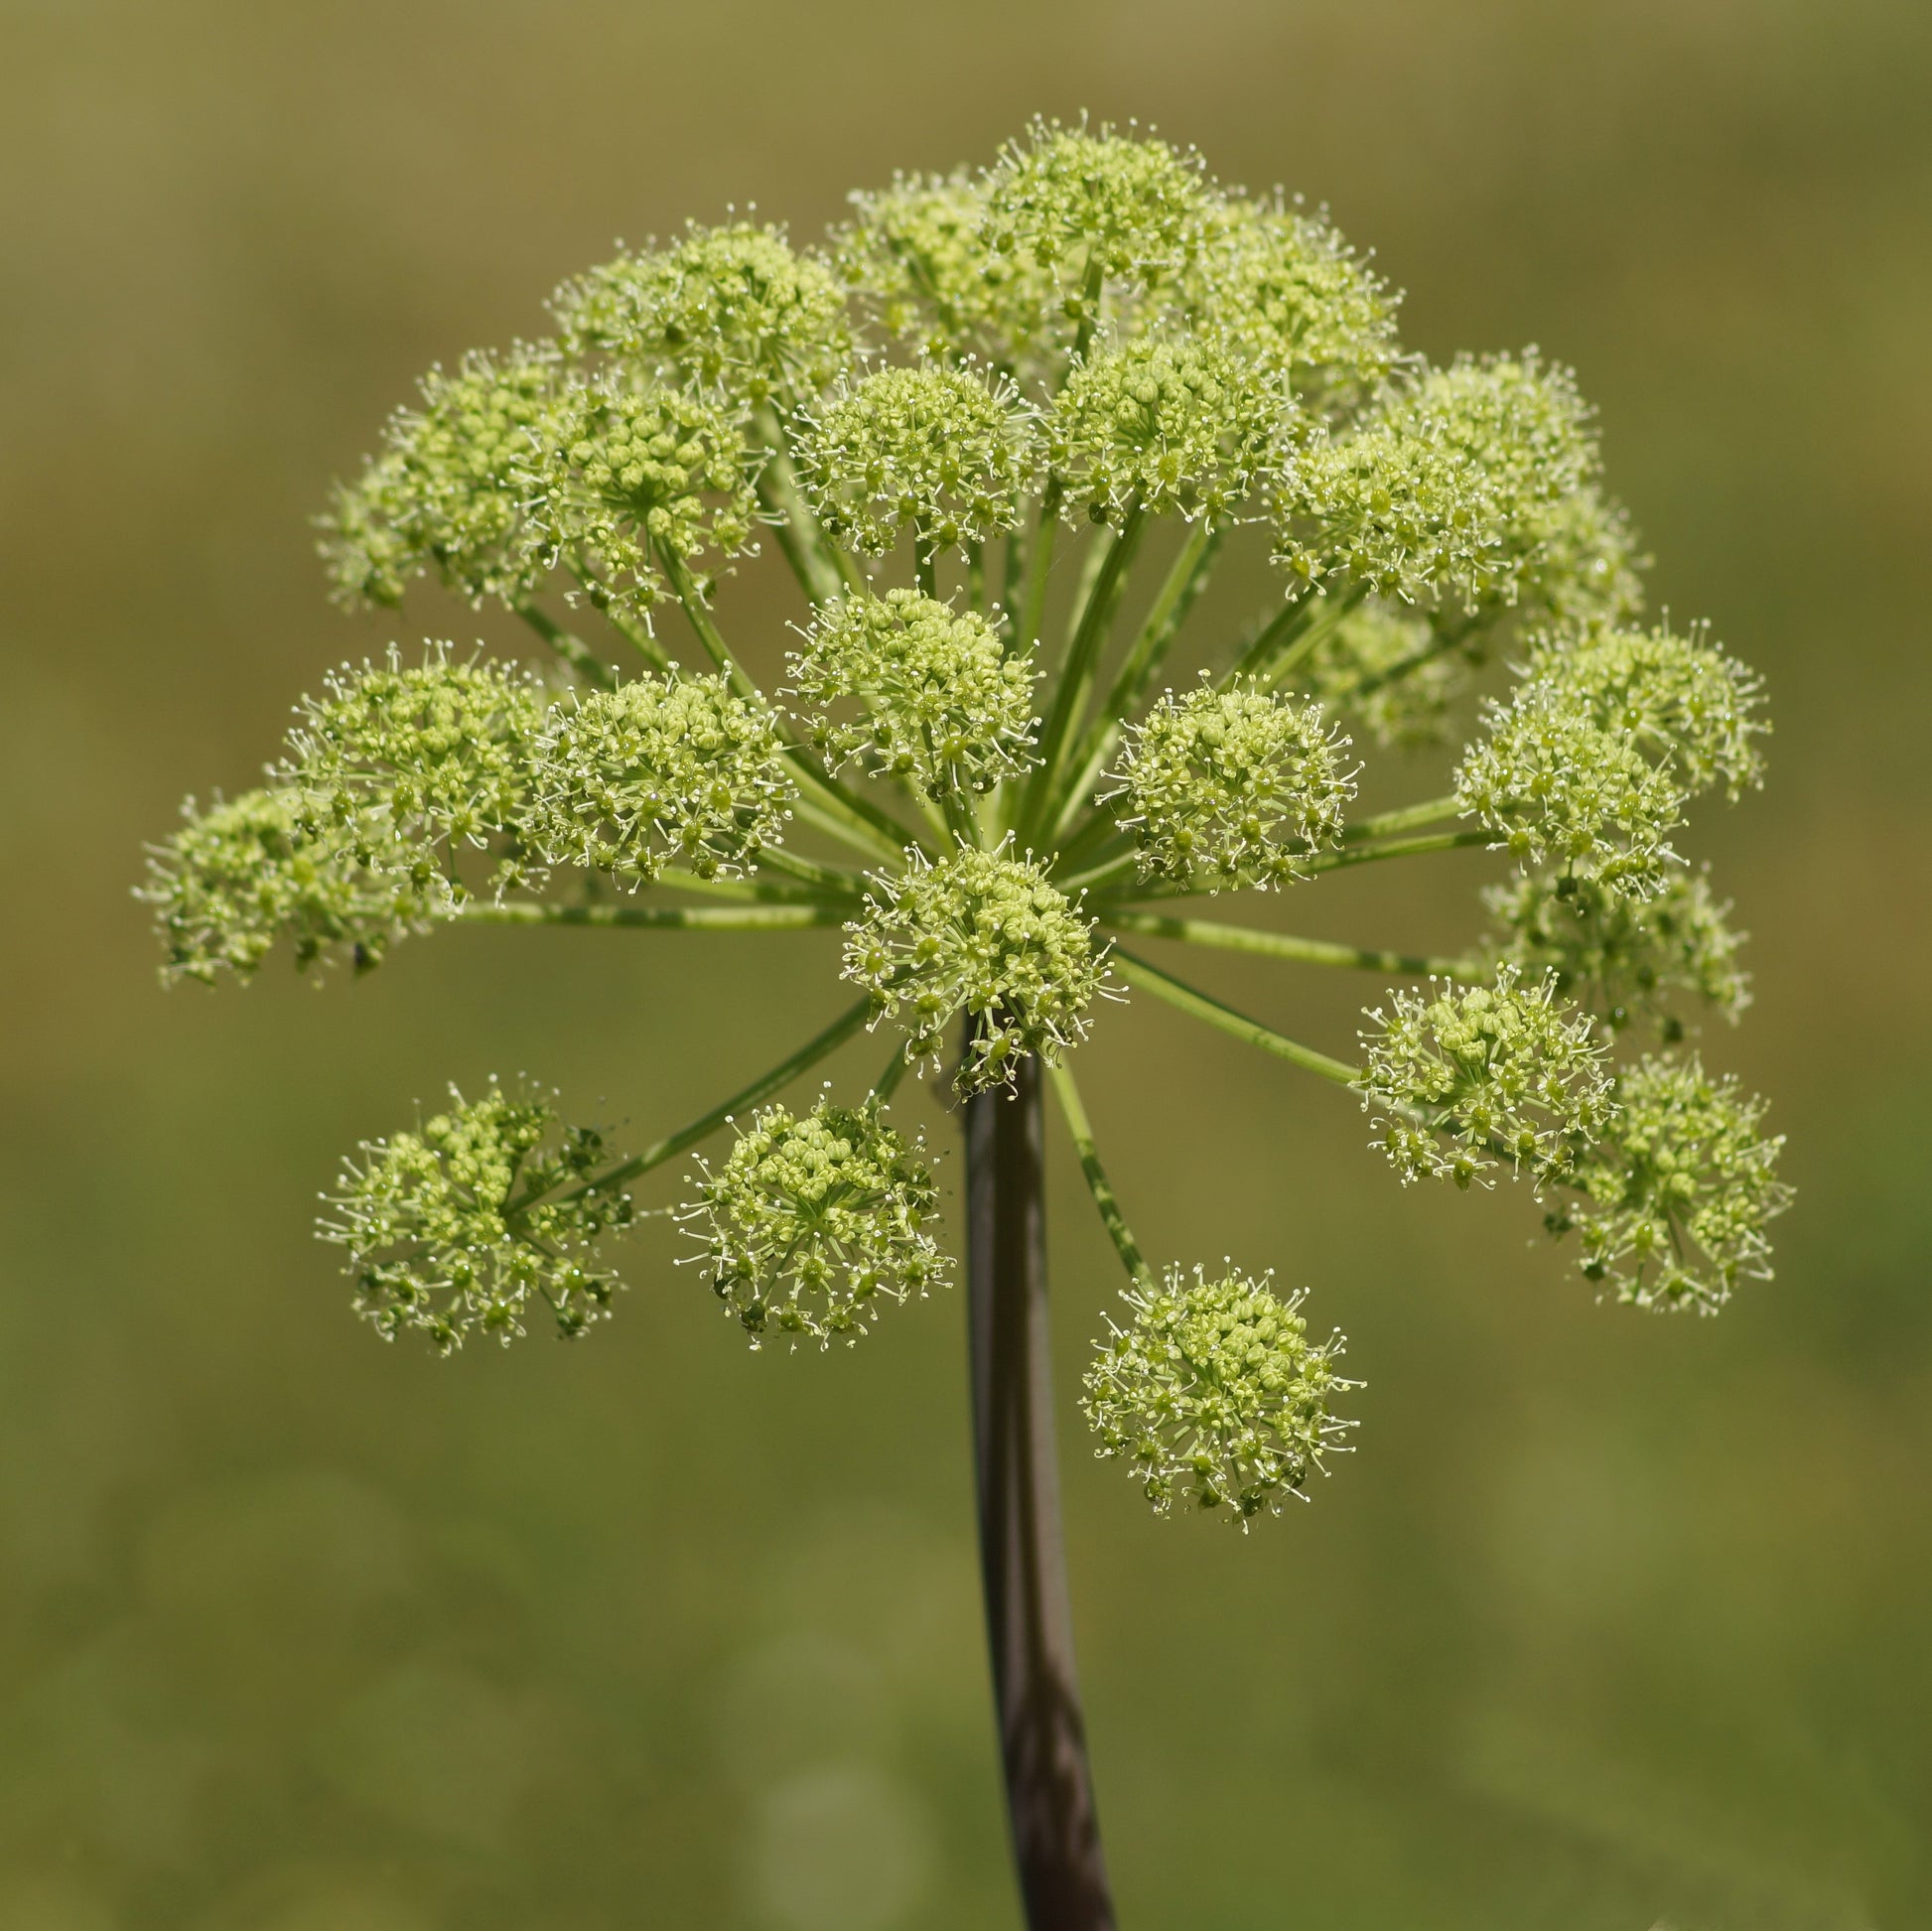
[844,847,1110,1093]
[321,344,561,612]
[552,220,851,408]
[789,590,1036,796]
[142,788,439,984]
[686,1097,947,1348]
[1277,351,1597,611]
[1305,600,1471,749]
[1481,869,1749,1039]
[320,1081,634,1352]
[1548,1053,1789,1312]
[1109,679,1354,890]
[1082,1265,1353,1523]
[1512,484,1648,629]
[795,361,1033,557]
[1045,334,1288,526]
[527,672,793,885]
[1360,967,1614,1188]
[527,377,759,611]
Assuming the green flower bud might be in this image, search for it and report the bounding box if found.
[795,361,1034,558]
[320,1080,633,1352]
[526,671,793,885]
[1082,1265,1354,1523]
[1547,1052,1790,1312]
[685,1096,949,1349]
[320,343,561,613]
[1455,683,1686,897]
[1045,333,1288,526]
[1360,966,1615,1188]
[788,589,1036,796]
[1480,868,1749,1039]
[1277,350,1598,611]
[1525,619,1767,797]
[527,377,760,613]
[141,787,441,985]
[552,220,852,408]
[1107,678,1355,890]
[843,846,1112,1093]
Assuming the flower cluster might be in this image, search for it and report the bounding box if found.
[1082,1265,1353,1522]
[527,672,793,884]
[1278,352,1597,611]
[686,1097,948,1348]
[1305,600,1471,749]
[320,344,561,613]
[1360,967,1614,1188]
[1045,334,1287,526]
[552,220,851,407]
[320,1081,634,1351]
[527,377,759,610]
[1481,868,1749,1039]
[789,590,1036,797]
[844,847,1111,1092]
[1108,679,1355,889]
[1547,1053,1789,1311]
[795,361,1033,557]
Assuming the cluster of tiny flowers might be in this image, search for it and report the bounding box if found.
[141,789,438,983]
[1045,333,1288,526]
[1173,197,1400,409]
[1081,1266,1354,1523]
[1512,484,1649,630]
[527,377,759,611]
[1481,868,1749,1039]
[526,672,794,885]
[1277,352,1597,611]
[320,344,560,613]
[319,1081,634,1352]
[795,361,1033,557]
[789,590,1037,796]
[1548,1053,1789,1311]
[1108,679,1355,889]
[684,1096,948,1348]
[551,220,851,407]
[1359,967,1614,1188]
[844,847,1111,1093]
[1306,600,1472,749]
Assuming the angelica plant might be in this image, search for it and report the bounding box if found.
[144,118,1790,1931]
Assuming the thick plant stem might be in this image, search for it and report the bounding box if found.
[964,1046,1117,1931]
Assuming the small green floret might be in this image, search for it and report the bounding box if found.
[1082,1265,1353,1523]
[795,361,1034,557]
[687,1097,948,1348]
[321,1081,633,1351]
[1108,679,1354,890]
[1548,1052,1789,1312]
[1360,967,1614,1187]
[527,672,793,885]
[789,590,1036,796]
[844,846,1111,1093]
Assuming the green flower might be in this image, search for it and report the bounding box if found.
[844,846,1112,1093]
[686,1097,948,1348]
[1082,1265,1354,1523]
[1108,678,1354,889]
[1360,966,1614,1188]
[1548,1052,1789,1311]
[321,1081,634,1351]
[1305,599,1473,749]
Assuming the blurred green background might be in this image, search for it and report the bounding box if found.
[3,1,1929,1925]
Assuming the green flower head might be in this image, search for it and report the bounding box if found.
[1548,1052,1790,1312]
[788,589,1036,796]
[844,845,1112,1093]
[686,1095,949,1348]
[320,1080,634,1352]
[1305,599,1472,750]
[1107,678,1355,890]
[795,360,1034,557]
[1082,1265,1354,1523]
[1360,966,1615,1188]
[527,671,794,886]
